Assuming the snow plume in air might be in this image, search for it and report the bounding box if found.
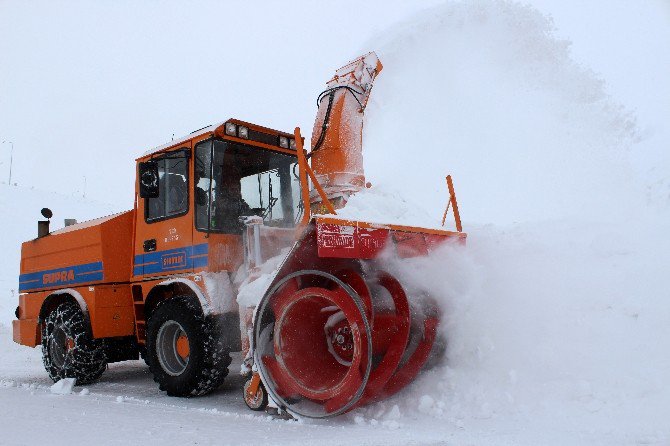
[346,0,669,440]
[362,0,640,226]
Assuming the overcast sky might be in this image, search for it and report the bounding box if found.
[1,0,668,210]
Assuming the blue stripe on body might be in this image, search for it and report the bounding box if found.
[19,261,104,292]
[193,256,208,269]
[192,243,208,256]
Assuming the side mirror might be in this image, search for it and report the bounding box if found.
[139,161,159,198]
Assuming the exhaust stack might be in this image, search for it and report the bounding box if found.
[37,208,52,238]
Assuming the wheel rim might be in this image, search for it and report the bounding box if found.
[156,320,190,376]
[244,380,265,410]
[49,326,73,369]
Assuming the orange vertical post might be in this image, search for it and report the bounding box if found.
[446,175,462,232]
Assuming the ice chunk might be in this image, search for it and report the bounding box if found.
[418,395,435,414]
[385,405,401,420]
[50,378,76,395]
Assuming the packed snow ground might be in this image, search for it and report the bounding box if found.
[1,1,669,445]
[2,215,667,445]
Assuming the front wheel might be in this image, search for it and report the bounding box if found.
[41,301,107,385]
[146,296,231,397]
[243,375,269,411]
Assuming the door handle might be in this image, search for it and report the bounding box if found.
[143,239,157,252]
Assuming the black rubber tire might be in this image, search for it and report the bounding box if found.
[146,295,231,397]
[41,301,107,385]
[139,346,151,367]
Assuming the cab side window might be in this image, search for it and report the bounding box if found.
[145,151,189,222]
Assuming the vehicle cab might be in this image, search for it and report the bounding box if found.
[131,120,303,343]
[134,119,302,277]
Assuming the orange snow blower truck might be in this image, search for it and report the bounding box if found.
[12,52,465,417]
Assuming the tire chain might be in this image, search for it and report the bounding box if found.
[41,301,107,385]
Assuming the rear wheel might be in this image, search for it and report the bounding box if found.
[146,296,231,396]
[41,301,107,385]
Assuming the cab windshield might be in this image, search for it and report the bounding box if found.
[194,139,302,233]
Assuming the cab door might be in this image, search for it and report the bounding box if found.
[133,147,194,279]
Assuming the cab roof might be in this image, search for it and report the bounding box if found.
[138,119,297,160]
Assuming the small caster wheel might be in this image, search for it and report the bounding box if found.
[244,374,268,411]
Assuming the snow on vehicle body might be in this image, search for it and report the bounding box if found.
[12,52,466,417]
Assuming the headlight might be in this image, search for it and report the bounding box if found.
[225,122,237,136]
[289,138,296,149]
[238,126,249,139]
[278,136,289,148]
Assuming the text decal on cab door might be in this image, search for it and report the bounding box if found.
[133,243,208,275]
